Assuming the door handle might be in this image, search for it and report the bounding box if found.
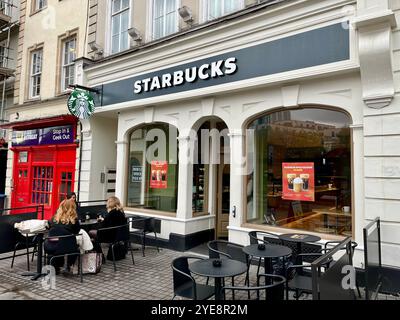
[232,205,236,218]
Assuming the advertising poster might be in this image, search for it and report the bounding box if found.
[150,161,168,189]
[282,162,314,202]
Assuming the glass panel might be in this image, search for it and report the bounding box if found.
[112,0,121,14]
[121,0,129,10]
[112,35,120,54]
[165,12,176,36]
[112,15,120,36]
[246,108,352,236]
[127,123,179,212]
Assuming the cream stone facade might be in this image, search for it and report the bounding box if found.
[75,0,400,268]
[3,0,89,215]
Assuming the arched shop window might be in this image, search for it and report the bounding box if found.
[246,107,352,236]
[127,123,178,213]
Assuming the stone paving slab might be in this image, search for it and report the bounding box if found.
[0,247,398,300]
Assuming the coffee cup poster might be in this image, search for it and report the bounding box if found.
[282,163,315,202]
[150,161,168,189]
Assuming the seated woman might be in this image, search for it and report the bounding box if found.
[90,196,127,256]
[45,199,81,274]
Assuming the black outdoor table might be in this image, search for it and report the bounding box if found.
[278,233,321,264]
[189,259,248,300]
[79,219,100,232]
[20,229,47,281]
[243,244,292,278]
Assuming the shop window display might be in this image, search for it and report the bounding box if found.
[246,108,352,236]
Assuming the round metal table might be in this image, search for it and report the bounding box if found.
[278,233,321,264]
[243,244,292,276]
[189,259,248,300]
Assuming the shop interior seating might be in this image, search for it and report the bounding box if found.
[171,256,215,300]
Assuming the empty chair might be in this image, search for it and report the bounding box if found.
[248,231,285,276]
[285,253,332,300]
[208,240,250,299]
[171,256,215,300]
[95,223,135,272]
[222,274,286,300]
[130,216,160,257]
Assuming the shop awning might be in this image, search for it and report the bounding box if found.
[0,114,78,130]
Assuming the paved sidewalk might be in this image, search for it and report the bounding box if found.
[0,247,398,300]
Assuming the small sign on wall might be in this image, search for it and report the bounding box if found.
[282,162,315,202]
[131,166,142,182]
[150,161,168,189]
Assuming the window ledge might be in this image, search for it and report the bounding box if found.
[30,6,48,17]
[125,207,176,218]
[241,223,347,241]
[24,97,41,103]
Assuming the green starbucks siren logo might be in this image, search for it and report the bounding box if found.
[67,89,95,119]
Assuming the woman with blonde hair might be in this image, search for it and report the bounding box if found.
[45,199,81,274]
[91,196,127,259]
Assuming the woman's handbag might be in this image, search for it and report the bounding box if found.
[72,252,102,274]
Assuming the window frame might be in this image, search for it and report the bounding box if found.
[148,0,180,41]
[109,0,132,55]
[201,0,245,23]
[29,48,43,99]
[32,0,47,14]
[60,37,77,93]
[242,106,354,239]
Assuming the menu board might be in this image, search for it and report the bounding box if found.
[150,161,168,189]
[282,162,315,202]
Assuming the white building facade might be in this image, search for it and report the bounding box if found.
[80,0,400,267]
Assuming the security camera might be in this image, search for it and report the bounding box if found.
[128,27,142,42]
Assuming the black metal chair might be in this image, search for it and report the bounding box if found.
[44,234,83,283]
[95,223,135,272]
[222,274,286,300]
[285,253,332,300]
[11,232,38,271]
[171,256,215,300]
[322,240,361,297]
[130,216,160,257]
[248,231,285,277]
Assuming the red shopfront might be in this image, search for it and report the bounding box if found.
[8,116,78,220]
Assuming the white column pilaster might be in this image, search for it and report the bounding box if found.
[115,140,129,206]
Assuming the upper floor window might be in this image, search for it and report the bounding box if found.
[204,0,244,21]
[30,49,43,99]
[61,37,76,92]
[0,0,11,16]
[34,0,47,11]
[111,0,130,54]
[152,0,178,40]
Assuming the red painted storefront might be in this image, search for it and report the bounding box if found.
[6,115,78,220]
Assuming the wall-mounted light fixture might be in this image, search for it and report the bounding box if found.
[88,42,104,56]
[178,6,193,25]
[128,27,142,43]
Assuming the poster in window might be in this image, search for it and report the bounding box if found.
[131,166,142,183]
[282,162,314,202]
[150,161,168,189]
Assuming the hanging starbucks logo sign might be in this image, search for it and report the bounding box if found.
[67,89,95,119]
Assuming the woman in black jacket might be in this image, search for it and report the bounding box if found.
[90,196,127,258]
[45,199,81,274]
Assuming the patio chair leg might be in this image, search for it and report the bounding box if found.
[11,243,19,269]
[128,241,135,265]
[111,244,117,272]
[79,255,83,283]
[154,232,160,252]
[142,232,146,257]
[231,277,235,300]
